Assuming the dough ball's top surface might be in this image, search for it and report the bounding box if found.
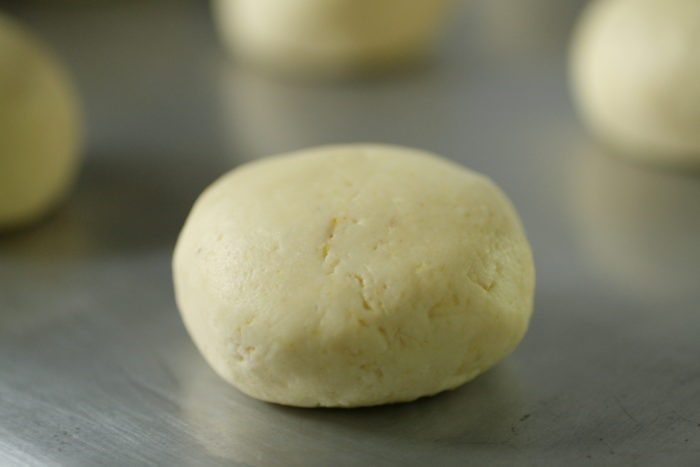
[571,0,700,166]
[174,144,534,407]
[0,13,82,229]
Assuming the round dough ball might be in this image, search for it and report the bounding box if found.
[212,0,452,76]
[0,13,82,230]
[173,144,534,407]
[571,0,700,167]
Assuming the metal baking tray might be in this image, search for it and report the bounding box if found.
[2,1,699,465]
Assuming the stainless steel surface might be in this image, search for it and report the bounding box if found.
[2,1,700,465]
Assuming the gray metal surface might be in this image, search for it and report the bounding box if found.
[1,1,699,465]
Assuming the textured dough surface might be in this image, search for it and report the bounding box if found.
[571,0,700,166]
[0,13,81,229]
[173,145,534,407]
[213,0,451,75]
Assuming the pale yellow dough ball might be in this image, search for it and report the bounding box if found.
[0,13,82,230]
[173,145,534,407]
[571,0,700,166]
[212,0,452,75]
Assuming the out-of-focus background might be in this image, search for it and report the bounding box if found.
[1,0,699,465]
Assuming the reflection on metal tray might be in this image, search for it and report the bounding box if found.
[1,0,699,465]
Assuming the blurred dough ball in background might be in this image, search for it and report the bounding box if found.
[573,144,700,301]
[0,12,82,230]
[571,0,700,167]
[212,0,453,76]
[173,144,534,408]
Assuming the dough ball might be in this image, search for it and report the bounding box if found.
[173,144,535,407]
[0,13,82,230]
[571,0,700,167]
[212,0,452,76]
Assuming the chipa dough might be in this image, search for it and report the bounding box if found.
[571,0,700,166]
[0,13,82,229]
[173,144,534,407]
[213,0,452,75]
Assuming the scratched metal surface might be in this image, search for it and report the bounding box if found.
[1,1,700,465]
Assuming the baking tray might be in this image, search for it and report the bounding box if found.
[1,1,699,465]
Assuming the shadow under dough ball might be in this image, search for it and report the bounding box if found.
[0,13,82,230]
[173,144,535,408]
[570,0,700,168]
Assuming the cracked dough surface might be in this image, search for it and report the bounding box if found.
[173,144,534,407]
[571,0,700,166]
[0,13,82,229]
